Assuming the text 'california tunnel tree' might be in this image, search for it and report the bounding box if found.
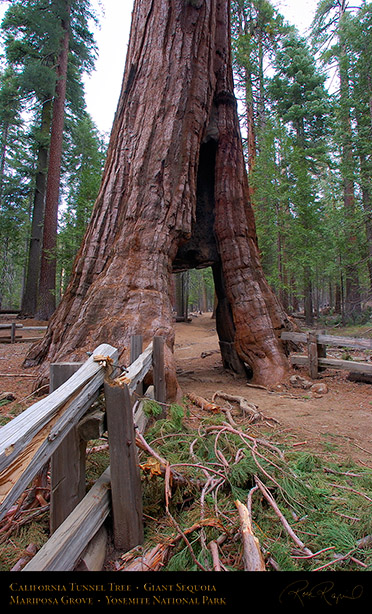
[24,0,292,399]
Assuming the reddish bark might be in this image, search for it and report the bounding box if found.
[21,99,52,316]
[24,0,291,397]
[36,2,71,320]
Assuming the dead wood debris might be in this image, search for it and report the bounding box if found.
[186,392,221,414]
[112,420,306,571]
[0,468,50,546]
[10,543,38,571]
[186,390,279,427]
[116,519,223,571]
[235,499,266,571]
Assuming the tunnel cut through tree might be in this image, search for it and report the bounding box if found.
[24,0,292,399]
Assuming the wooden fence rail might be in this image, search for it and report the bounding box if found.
[0,335,166,571]
[282,331,372,379]
[0,343,118,520]
[0,323,47,344]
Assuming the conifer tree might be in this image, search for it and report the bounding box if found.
[312,0,363,319]
[1,0,97,316]
[269,32,331,324]
[0,66,32,309]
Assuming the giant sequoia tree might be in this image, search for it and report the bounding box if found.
[24,0,291,398]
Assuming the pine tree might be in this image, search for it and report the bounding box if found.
[1,0,97,316]
[269,32,331,324]
[58,112,106,294]
[0,67,32,309]
[345,4,372,293]
[312,0,363,320]
[231,0,285,179]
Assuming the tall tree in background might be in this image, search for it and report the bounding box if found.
[312,0,362,319]
[57,112,106,294]
[231,0,284,181]
[269,32,331,324]
[346,4,372,292]
[25,0,292,396]
[1,0,97,316]
[0,66,31,308]
[37,0,71,320]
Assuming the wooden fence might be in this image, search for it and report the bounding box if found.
[281,331,372,379]
[0,335,166,571]
[0,323,47,344]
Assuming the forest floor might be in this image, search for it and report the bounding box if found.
[0,312,372,468]
[1,312,372,573]
[174,313,372,468]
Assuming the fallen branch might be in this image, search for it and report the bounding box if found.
[209,540,222,571]
[329,483,372,503]
[118,543,169,571]
[118,519,223,572]
[0,373,37,377]
[186,392,221,413]
[213,391,263,423]
[254,476,313,557]
[136,432,203,489]
[235,500,266,571]
[312,549,357,571]
[246,383,267,391]
[291,546,336,560]
[86,443,109,455]
[10,543,38,571]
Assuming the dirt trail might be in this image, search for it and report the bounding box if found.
[174,313,372,467]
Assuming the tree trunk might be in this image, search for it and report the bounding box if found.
[304,270,313,326]
[175,272,188,320]
[24,0,291,397]
[21,100,52,316]
[36,2,70,320]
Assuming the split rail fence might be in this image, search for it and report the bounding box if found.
[0,335,166,571]
[0,323,47,344]
[281,331,372,379]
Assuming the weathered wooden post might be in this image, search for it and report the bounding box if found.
[153,336,166,416]
[104,381,144,551]
[318,330,327,372]
[10,323,16,344]
[49,362,84,533]
[307,332,319,379]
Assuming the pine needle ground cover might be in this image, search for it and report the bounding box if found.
[1,397,372,572]
[120,399,372,573]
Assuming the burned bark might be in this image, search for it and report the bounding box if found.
[24,0,291,397]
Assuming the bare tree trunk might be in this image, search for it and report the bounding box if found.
[24,0,291,396]
[36,2,70,320]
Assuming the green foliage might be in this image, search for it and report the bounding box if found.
[0,0,100,308]
[187,268,214,312]
[143,399,163,418]
[138,401,372,571]
[57,112,106,291]
[231,0,372,317]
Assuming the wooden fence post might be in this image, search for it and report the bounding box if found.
[318,330,327,372]
[10,323,16,344]
[307,332,319,379]
[104,381,144,551]
[49,363,85,533]
[153,336,166,416]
